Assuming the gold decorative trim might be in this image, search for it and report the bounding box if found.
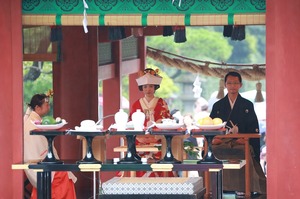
[11,164,30,170]
[234,14,265,25]
[61,14,99,26]
[78,164,101,172]
[151,163,173,171]
[147,14,185,26]
[22,14,265,26]
[104,14,142,26]
[190,14,228,26]
[209,168,222,172]
[23,15,56,26]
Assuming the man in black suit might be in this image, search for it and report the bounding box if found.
[210,71,260,162]
[210,71,266,195]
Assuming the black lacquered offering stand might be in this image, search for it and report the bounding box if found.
[191,129,226,164]
[30,129,66,164]
[13,161,223,199]
[150,128,186,164]
[109,130,145,164]
[67,130,107,164]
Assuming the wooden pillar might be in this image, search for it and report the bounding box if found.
[266,0,300,198]
[53,26,99,158]
[0,0,23,198]
[129,36,146,107]
[53,26,99,197]
[102,40,122,181]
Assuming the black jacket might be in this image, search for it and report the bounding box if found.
[210,94,260,162]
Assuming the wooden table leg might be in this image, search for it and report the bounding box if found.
[245,138,251,197]
[210,170,223,199]
[204,171,210,198]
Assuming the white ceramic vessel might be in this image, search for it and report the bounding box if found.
[132,109,145,131]
[114,109,128,131]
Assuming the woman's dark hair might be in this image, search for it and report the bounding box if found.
[138,68,160,91]
[28,94,48,110]
[224,71,242,83]
[138,85,160,91]
[144,68,157,76]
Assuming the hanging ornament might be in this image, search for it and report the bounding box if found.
[192,75,202,98]
[82,0,89,33]
[174,26,187,43]
[216,79,225,99]
[163,26,173,36]
[231,25,246,41]
[109,26,126,41]
[172,0,182,7]
[255,82,264,102]
[223,25,233,37]
[50,26,62,42]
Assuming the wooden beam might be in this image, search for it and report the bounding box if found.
[121,59,141,76]
[143,26,163,36]
[23,53,57,61]
[98,64,115,80]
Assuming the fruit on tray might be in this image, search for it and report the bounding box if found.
[41,116,65,125]
[212,118,223,125]
[197,116,213,125]
[197,116,223,126]
[41,116,56,125]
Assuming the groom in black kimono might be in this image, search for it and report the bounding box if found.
[210,71,266,196]
[210,71,260,162]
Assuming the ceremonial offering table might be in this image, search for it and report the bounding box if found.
[67,130,108,164]
[190,129,226,198]
[191,129,226,164]
[191,129,258,198]
[12,160,228,199]
[150,128,186,164]
[109,130,145,164]
[14,129,247,199]
[30,129,67,164]
[216,133,260,198]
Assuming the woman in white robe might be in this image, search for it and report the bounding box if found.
[23,93,77,199]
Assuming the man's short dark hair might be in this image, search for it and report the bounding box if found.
[224,71,242,83]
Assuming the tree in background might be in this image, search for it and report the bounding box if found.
[23,61,53,116]
[23,26,54,115]
[147,26,266,114]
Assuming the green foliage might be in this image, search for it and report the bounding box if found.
[149,65,179,98]
[183,141,200,159]
[147,27,233,64]
[147,27,235,108]
[185,28,233,61]
[122,76,129,100]
[147,26,266,114]
[23,61,53,116]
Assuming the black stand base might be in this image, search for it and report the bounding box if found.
[157,159,181,164]
[38,160,64,164]
[77,159,102,164]
[197,159,222,164]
